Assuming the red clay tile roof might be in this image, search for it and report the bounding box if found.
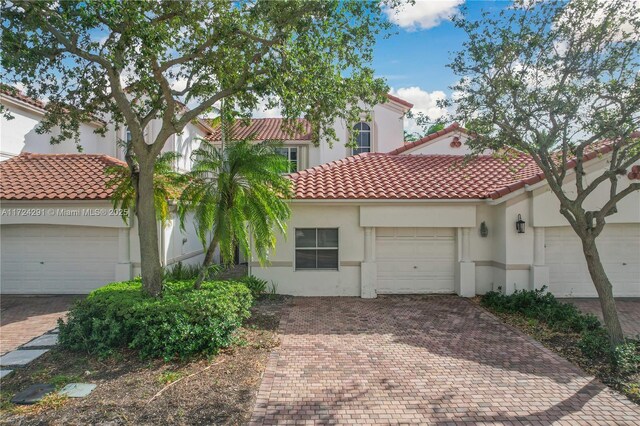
[386,93,414,109]
[207,118,312,142]
[0,153,127,200]
[390,123,468,155]
[289,152,541,200]
[0,86,47,112]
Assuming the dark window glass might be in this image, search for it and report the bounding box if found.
[295,228,316,248]
[275,147,298,172]
[352,122,371,155]
[294,228,339,270]
[295,249,317,269]
[317,249,339,269]
[318,228,338,247]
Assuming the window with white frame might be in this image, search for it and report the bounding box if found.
[352,122,371,155]
[295,228,339,270]
[275,147,299,172]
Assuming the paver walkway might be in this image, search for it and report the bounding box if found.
[0,295,79,355]
[251,296,640,425]
[561,298,640,339]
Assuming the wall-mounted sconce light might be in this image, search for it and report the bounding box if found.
[516,214,526,234]
[480,221,489,237]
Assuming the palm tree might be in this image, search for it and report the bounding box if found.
[179,139,293,288]
[106,151,186,225]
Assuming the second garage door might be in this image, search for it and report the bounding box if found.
[376,227,455,294]
[1,224,119,294]
[545,224,640,297]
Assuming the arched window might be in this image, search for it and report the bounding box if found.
[352,122,371,155]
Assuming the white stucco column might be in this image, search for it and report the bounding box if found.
[115,227,132,281]
[531,227,549,291]
[360,227,377,299]
[457,227,476,297]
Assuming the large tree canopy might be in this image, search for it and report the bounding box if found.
[445,0,640,346]
[1,0,405,296]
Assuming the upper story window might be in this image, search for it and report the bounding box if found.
[352,122,371,155]
[125,128,132,144]
[275,147,298,172]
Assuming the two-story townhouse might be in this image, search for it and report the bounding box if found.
[206,94,414,170]
[0,88,214,293]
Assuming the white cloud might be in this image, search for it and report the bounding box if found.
[390,86,448,135]
[252,98,283,118]
[383,0,463,31]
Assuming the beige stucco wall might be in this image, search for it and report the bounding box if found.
[251,204,364,296]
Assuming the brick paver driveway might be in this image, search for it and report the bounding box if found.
[562,298,640,339]
[251,296,639,425]
[0,295,79,354]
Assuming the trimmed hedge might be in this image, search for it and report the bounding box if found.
[58,279,252,360]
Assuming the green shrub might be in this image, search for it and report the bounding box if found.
[578,329,611,360]
[164,261,222,281]
[58,279,252,360]
[613,341,640,376]
[239,275,268,299]
[481,287,600,333]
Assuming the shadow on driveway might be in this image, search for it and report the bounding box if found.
[251,295,640,425]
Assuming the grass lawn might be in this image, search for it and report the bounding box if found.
[0,297,287,425]
[473,296,640,405]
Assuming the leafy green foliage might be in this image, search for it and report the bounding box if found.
[239,276,269,299]
[164,261,222,282]
[1,0,405,295]
[482,287,600,334]
[482,288,639,374]
[105,151,186,224]
[613,342,640,376]
[58,279,252,360]
[2,0,399,148]
[447,0,639,346]
[179,140,293,269]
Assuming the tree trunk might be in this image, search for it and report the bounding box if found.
[194,236,218,289]
[136,161,164,297]
[581,236,625,347]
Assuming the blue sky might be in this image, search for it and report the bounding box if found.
[257,1,512,133]
[373,0,512,134]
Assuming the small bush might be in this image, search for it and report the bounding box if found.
[613,341,640,376]
[578,329,611,360]
[239,275,268,299]
[164,261,222,281]
[58,279,252,360]
[481,287,600,333]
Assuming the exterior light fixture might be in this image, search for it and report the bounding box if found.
[480,221,489,237]
[516,214,526,234]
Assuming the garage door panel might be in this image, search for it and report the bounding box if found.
[1,225,118,294]
[376,227,455,294]
[546,224,640,297]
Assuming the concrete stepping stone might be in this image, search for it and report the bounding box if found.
[59,383,96,398]
[23,334,58,348]
[0,369,13,379]
[0,349,49,367]
[11,383,55,405]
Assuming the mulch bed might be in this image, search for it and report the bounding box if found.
[0,296,289,425]
[472,297,640,405]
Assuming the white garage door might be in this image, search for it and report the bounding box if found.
[546,224,640,297]
[376,227,455,294]
[1,225,118,294]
